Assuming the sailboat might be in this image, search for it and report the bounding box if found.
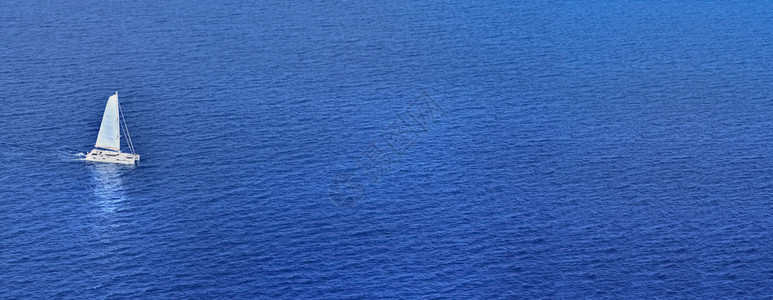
[83,92,140,164]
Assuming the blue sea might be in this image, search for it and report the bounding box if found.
[2,1,773,298]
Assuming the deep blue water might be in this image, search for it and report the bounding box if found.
[2,1,773,298]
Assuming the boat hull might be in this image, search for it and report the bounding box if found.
[83,149,140,165]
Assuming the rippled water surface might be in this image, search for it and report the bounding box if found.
[2,1,773,298]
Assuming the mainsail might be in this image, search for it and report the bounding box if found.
[95,93,121,151]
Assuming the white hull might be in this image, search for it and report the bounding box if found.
[83,149,140,165]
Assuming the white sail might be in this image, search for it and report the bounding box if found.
[95,93,121,151]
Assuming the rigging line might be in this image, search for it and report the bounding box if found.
[123,118,135,154]
[120,118,131,153]
[119,106,128,151]
[119,103,136,154]
[119,113,128,151]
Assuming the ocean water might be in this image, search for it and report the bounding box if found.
[1,1,773,298]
